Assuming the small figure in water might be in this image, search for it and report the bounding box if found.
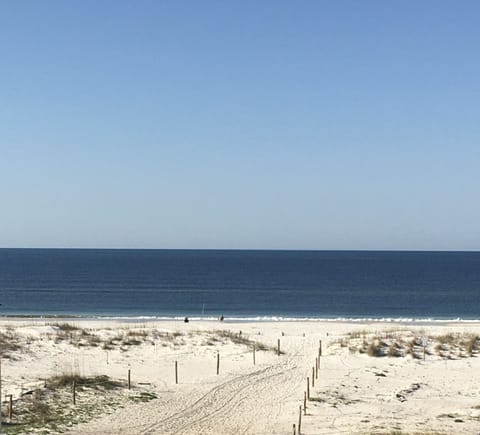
[219,315,224,322]
[184,317,189,323]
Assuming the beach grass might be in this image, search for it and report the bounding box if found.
[332,330,480,359]
[1,372,154,435]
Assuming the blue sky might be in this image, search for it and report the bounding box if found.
[1,1,479,250]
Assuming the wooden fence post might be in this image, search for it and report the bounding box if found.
[128,369,131,390]
[298,405,302,435]
[312,367,315,387]
[277,339,280,355]
[307,377,310,400]
[315,359,318,379]
[303,391,307,415]
[293,423,296,435]
[319,339,322,357]
[217,352,220,375]
[73,380,76,405]
[175,361,178,384]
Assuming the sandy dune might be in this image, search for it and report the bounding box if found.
[1,319,479,434]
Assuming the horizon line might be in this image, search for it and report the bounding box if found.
[0,247,479,253]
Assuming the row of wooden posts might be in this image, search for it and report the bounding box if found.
[5,334,308,431]
[68,337,284,405]
[293,339,322,435]
[0,332,301,435]
[173,339,282,384]
[2,334,315,434]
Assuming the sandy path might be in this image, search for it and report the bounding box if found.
[138,364,297,434]
[68,350,306,435]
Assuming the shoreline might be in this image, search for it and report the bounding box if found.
[2,314,480,325]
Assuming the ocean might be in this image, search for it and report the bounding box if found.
[0,249,479,321]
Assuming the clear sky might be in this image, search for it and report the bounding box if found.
[1,1,479,250]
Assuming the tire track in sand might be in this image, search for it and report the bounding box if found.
[137,358,300,435]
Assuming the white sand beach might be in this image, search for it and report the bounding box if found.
[1,318,479,434]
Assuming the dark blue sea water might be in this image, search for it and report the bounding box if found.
[0,249,479,320]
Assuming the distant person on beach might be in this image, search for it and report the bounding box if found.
[184,317,189,323]
[219,315,224,322]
